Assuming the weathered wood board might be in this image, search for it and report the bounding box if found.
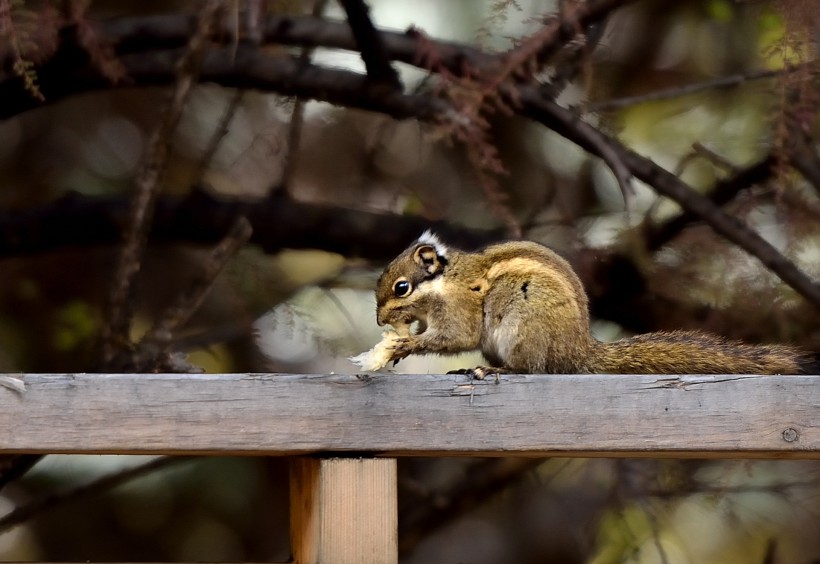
[290,458,397,564]
[0,373,817,458]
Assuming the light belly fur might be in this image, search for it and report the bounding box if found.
[484,313,520,363]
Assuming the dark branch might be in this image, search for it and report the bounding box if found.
[645,155,777,252]
[504,0,624,72]
[1,7,609,120]
[0,457,194,532]
[0,189,498,261]
[788,136,820,197]
[515,88,820,310]
[2,5,818,313]
[95,12,497,82]
[0,46,446,121]
[193,88,245,186]
[0,454,43,494]
[338,0,401,88]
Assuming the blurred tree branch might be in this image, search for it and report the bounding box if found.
[0,456,194,532]
[515,89,820,308]
[644,155,777,252]
[584,63,819,113]
[338,0,401,88]
[2,188,816,341]
[0,189,494,260]
[101,0,223,365]
[1,2,818,313]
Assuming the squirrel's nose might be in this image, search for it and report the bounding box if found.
[376,311,387,326]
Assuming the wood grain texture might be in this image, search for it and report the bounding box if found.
[0,373,818,458]
[290,458,397,564]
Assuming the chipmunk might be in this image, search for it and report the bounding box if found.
[350,231,818,376]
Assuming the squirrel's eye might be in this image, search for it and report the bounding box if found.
[393,279,412,297]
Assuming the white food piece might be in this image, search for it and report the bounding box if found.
[349,329,406,371]
[0,375,25,394]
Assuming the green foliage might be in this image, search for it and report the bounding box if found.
[706,0,734,23]
[51,300,97,352]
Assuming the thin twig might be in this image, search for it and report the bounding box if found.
[644,478,820,499]
[125,216,250,373]
[639,498,670,564]
[544,16,608,98]
[141,215,252,346]
[280,0,330,192]
[0,456,194,533]
[101,0,224,365]
[497,0,627,85]
[585,63,819,113]
[573,113,635,207]
[103,216,253,372]
[281,100,306,191]
[673,142,737,177]
[192,88,245,187]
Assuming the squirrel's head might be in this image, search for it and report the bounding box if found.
[375,230,449,331]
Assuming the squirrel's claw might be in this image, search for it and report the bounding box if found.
[448,366,507,383]
[387,336,412,362]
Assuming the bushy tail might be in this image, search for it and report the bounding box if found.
[798,351,820,374]
[596,330,811,375]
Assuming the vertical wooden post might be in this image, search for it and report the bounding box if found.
[290,457,398,564]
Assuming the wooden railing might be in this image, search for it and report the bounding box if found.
[1,372,818,563]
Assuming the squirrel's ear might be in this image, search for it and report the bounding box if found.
[413,244,446,276]
[418,230,447,254]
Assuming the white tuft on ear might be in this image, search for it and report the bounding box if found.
[418,230,448,256]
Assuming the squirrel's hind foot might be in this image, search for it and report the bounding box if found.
[447,366,508,383]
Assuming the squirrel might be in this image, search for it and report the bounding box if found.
[361,231,818,376]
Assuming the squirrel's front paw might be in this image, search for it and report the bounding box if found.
[387,336,415,363]
[350,331,411,371]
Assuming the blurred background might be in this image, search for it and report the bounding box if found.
[1,0,819,562]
